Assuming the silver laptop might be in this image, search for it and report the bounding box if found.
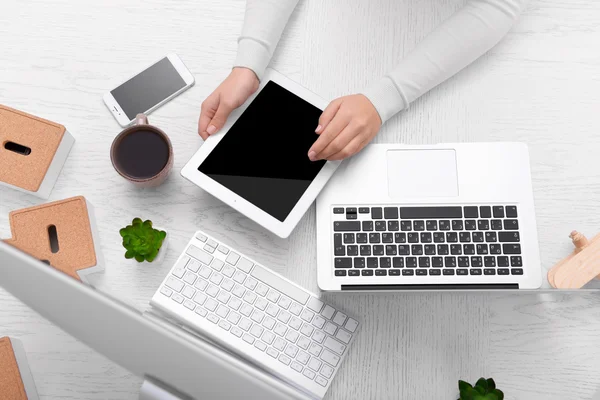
[316,143,542,291]
[0,242,311,400]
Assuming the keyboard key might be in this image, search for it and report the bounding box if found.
[362,221,374,231]
[407,233,419,243]
[429,269,441,276]
[458,257,469,268]
[446,232,458,243]
[334,246,345,256]
[382,233,394,243]
[332,311,347,326]
[503,244,521,254]
[476,244,489,255]
[465,220,477,231]
[183,299,195,310]
[419,257,430,268]
[367,257,378,268]
[400,221,412,231]
[343,233,355,244]
[389,269,400,275]
[207,313,219,324]
[267,347,279,358]
[443,269,455,275]
[375,221,386,231]
[457,269,468,276]
[388,221,399,231]
[451,220,463,231]
[160,286,173,297]
[426,220,438,231]
[470,269,482,275]
[498,256,509,267]
[484,269,496,275]
[510,256,523,267]
[506,206,518,218]
[303,369,316,380]
[485,232,497,242]
[309,342,323,357]
[375,270,387,276]
[416,269,427,276]
[384,207,399,219]
[373,245,384,255]
[320,349,341,367]
[472,232,484,242]
[321,364,334,379]
[437,244,449,255]
[432,257,443,268]
[240,303,253,317]
[511,268,524,275]
[479,206,491,218]
[324,322,337,336]
[195,232,208,242]
[450,244,462,255]
[312,330,326,344]
[411,245,423,255]
[334,221,361,232]
[254,340,267,352]
[186,245,214,265]
[357,233,368,243]
[413,220,425,231]
[444,257,456,268]
[165,276,184,292]
[371,207,383,219]
[262,316,276,330]
[489,244,502,255]
[491,220,503,230]
[359,207,370,214]
[406,257,417,268]
[227,311,241,325]
[335,258,352,268]
[321,305,335,320]
[471,256,483,268]
[464,206,478,218]
[498,268,509,275]
[499,232,520,242]
[243,333,255,345]
[250,324,264,338]
[333,207,344,214]
[459,232,471,243]
[463,244,475,255]
[345,318,359,333]
[504,219,519,230]
[308,357,322,372]
[439,220,451,231]
[420,232,432,243]
[284,344,299,358]
[433,232,445,243]
[362,270,374,276]
[484,256,496,267]
[400,207,462,219]
[493,206,504,218]
[402,269,414,276]
[477,220,490,231]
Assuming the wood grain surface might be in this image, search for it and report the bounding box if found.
[1,0,600,398]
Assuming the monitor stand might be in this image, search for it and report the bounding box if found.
[139,378,192,400]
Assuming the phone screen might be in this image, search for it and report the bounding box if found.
[111,57,187,120]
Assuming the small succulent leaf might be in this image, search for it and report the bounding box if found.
[135,254,145,262]
[125,250,134,259]
[485,393,498,400]
[459,381,473,392]
[472,395,486,400]
[143,219,152,228]
[146,253,155,262]
[119,228,127,237]
[159,230,167,240]
[486,379,496,390]
[475,386,485,395]
[476,378,488,392]
[132,217,142,225]
[491,389,503,400]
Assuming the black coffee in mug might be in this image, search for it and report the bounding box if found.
[114,130,169,179]
[110,114,174,187]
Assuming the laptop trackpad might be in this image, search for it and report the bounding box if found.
[387,149,458,199]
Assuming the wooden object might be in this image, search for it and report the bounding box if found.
[0,337,39,400]
[548,231,600,289]
[3,196,104,283]
[0,105,75,198]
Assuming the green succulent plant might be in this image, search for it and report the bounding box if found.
[120,218,167,263]
[458,378,504,400]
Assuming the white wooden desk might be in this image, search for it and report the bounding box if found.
[2,0,600,398]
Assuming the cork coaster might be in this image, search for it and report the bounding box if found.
[4,196,97,281]
[0,104,66,192]
[0,337,28,400]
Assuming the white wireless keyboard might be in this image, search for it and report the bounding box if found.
[150,231,360,399]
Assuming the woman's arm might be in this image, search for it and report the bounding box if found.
[363,0,528,123]
[198,0,299,138]
[234,0,300,80]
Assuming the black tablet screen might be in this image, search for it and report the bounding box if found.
[198,81,326,222]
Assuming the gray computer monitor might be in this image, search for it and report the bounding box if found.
[0,242,310,400]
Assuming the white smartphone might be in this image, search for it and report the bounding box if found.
[103,53,195,126]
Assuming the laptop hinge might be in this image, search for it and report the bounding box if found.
[341,283,519,290]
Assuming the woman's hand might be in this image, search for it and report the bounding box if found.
[198,67,259,140]
[308,94,381,161]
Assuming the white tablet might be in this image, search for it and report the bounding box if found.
[182,69,340,238]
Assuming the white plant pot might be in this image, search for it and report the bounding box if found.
[124,226,169,265]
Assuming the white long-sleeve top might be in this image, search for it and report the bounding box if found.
[234,0,527,123]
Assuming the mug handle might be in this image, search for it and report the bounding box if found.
[135,113,148,125]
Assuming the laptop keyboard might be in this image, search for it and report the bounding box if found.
[332,205,523,277]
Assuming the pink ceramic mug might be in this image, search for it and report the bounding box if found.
[110,114,174,187]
